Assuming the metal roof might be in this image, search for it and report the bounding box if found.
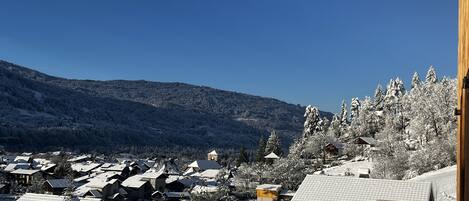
[292,175,433,201]
[46,179,70,188]
[188,160,221,170]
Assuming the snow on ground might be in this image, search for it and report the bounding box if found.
[318,158,373,177]
[410,165,456,201]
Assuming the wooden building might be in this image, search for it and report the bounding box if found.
[256,184,282,201]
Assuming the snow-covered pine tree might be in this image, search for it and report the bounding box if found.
[339,100,348,124]
[350,97,361,122]
[329,114,342,138]
[303,105,322,138]
[265,130,282,156]
[425,65,437,84]
[411,72,421,89]
[374,84,385,110]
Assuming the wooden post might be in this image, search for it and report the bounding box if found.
[458,0,469,200]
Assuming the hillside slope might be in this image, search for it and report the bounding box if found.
[0,60,332,151]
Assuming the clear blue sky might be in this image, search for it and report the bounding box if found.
[0,1,457,113]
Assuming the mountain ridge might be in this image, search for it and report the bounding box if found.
[0,60,332,152]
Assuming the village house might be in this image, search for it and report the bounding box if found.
[43,179,70,195]
[353,137,378,147]
[324,142,345,158]
[121,175,153,200]
[256,184,282,201]
[292,175,434,201]
[71,162,102,177]
[264,152,280,164]
[3,163,30,172]
[74,178,121,200]
[10,169,42,185]
[184,160,221,175]
[140,169,168,192]
[207,150,218,161]
[165,176,197,192]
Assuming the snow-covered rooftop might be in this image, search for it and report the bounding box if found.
[264,152,280,159]
[292,175,433,201]
[187,160,221,170]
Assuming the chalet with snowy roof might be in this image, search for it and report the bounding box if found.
[353,137,378,147]
[140,169,168,191]
[10,169,42,185]
[44,179,70,195]
[185,160,221,175]
[292,175,434,201]
[121,175,153,200]
[73,177,120,200]
[207,150,218,161]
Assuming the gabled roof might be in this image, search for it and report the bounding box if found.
[264,152,280,159]
[4,163,30,172]
[71,162,101,173]
[14,156,31,163]
[11,169,40,175]
[188,160,221,170]
[121,175,148,188]
[141,168,167,179]
[199,169,220,178]
[208,150,218,155]
[46,179,70,189]
[292,175,433,201]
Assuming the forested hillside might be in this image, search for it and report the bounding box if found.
[0,60,331,152]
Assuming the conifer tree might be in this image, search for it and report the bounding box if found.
[425,66,437,84]
[255,136,266,162]
[265,130,282,156]
[411,72,421,89]
[237,146,249,166]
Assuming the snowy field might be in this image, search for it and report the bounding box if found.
[410,165,456,201]
[318,159,373,177]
